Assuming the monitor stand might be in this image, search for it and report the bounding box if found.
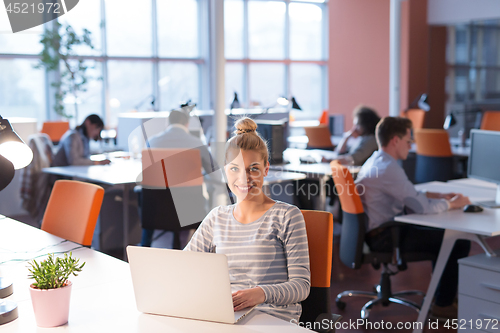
[477,184,500,208]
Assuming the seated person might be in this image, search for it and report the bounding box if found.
[141,110,215,248]
[184,117,310,322]
[52,114,110,166]
[355,116,471,320]
[333,105,380,166]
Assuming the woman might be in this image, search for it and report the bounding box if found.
[52,114,110,166]
[184,117,310,322]
[333,105,380,166]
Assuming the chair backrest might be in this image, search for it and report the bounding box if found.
[41,180,104,246]
[40,121,70,143]
[141,148,203,189]
[330,161,366,269]
[301,210,333,288]
[304,125,334,149]
[414,129,452,157]
[400,109,425,130]
[318,110,329,125]
[480,111,500,131]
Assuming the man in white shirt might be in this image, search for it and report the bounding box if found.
[355,116,470,320]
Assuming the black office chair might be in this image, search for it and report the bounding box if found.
[414,129,454,184]
[331,161,435,319]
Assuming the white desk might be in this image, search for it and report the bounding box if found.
[448,177,498,190]
[0,218,310,332]
[43,158,307,257]
[394,181,500,333]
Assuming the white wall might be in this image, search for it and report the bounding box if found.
[428,0,500,25]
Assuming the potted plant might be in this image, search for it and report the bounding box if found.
[27,252,85,327]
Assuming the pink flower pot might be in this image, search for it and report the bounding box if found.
[29,281,72,327]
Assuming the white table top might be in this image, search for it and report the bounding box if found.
[394,181,500,237]
[447,177,498,189]
[0,218,310,332]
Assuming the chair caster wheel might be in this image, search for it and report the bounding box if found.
[336,300,346,310]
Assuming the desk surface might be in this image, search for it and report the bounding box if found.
[394,181,500,237]
[0,218,309,332]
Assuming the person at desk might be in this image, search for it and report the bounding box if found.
[52,114,110,167]
[141,110,215,248]
[355,116,471,320]
[333,105,380,166]
[185,117,310,322]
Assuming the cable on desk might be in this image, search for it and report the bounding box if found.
[0,246,85,265]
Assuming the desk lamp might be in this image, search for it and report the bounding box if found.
[0,115,34,325]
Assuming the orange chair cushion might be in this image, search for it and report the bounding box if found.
[301,210,333,288]
[414,129,452,157]
[304,126,333,149]
[330,161,364,214]
[481,111,500,131]
[40,121,70,142]
[400,109,425,130]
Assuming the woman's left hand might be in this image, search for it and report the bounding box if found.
[232,287,266,311]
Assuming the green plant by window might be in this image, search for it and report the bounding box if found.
[35,22,97,120]
[28,252,85,290]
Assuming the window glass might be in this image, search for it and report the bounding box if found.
[225,63,245,108]
[157,0,198,58]
[249,63,285,107]
[61,61,103,125]
[107,61,153,128]
[248,1,285,59]
[224,0,244,59]
[105,0,152,56]
[58,0,102,55]
[158,62,199,111]
[0,10,43,54]
[0,59,45,119]
[454,26,468,64]
[289,3,323,60]
[290,63,323,119]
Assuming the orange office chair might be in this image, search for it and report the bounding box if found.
[330,161,435,319]
[41,180,104,246]
[480,111,500,131]
[414,129,453,183]
[400,109,425,129]
[140,148,206,249]
[304,125,335,150]
[40,121,70,144]
[300,210,342,332]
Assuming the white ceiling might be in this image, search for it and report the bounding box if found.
[428,0,500,25]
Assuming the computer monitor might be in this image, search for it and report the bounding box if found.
[468,129,500,208]
[254,118,288,164]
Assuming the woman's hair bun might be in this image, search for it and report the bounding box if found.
[234,117,258,135]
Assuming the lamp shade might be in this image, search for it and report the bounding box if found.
[0,154,14,192]
[443,113,457,130]
[0,117,33,170]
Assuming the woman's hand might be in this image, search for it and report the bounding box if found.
[232,287,266,311]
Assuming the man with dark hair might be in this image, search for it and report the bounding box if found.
[355,116,471,320]
[52,114,110,166]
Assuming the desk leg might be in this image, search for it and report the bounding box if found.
[317,176,327,211]
[413,230,495,333]
[122,184,130,260]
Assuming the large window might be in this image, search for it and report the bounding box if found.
[447,20,500,104]
[225,0,328,119]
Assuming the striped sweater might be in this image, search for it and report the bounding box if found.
[184,201,311,322]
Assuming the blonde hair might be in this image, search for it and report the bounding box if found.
[226,117,269,164]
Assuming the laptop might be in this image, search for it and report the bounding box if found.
[126,246,255,324]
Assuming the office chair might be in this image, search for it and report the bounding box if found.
[480,111,500,131]
[40,121,70,144]
[330,161,435,319]
[304,125,335,150]
[414,129,453,184]
[41,180,104,246]
[300,210,342,332]
[140,148,206,249]
[400,109,425,130]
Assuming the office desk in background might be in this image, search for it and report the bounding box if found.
[0,218,310,332]
[394,181,500,333]
[43,156,307,257]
